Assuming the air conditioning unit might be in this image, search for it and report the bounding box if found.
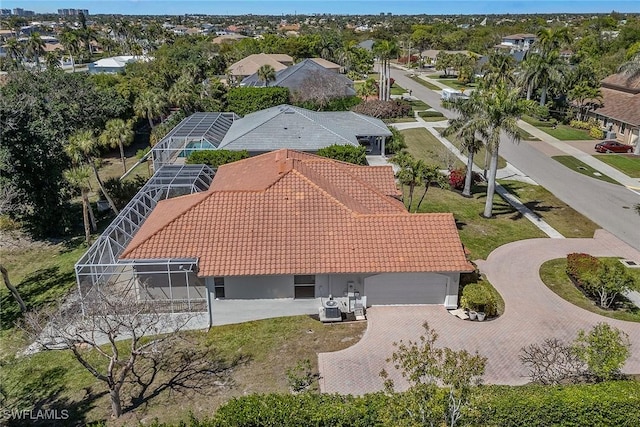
[319,299,342,323]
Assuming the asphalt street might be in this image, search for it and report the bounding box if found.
[390,68,640,251]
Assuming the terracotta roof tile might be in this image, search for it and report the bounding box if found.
[121,150,473,275]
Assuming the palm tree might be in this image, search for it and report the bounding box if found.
[441,98,486,197]
[64,166,96,245]
[59,29,81,71]
[373,40,398,101]
[99,119,135,174]
[25,32,45,70]
[458,84,536,218]
[535,27,571,56]
[44,51,61,70]
[65,130,119,216]
[357,77,378,99]
[257,64,276,86]
[481,52,516,88]
[519,51,566,106]
[134,90,168,129]
[569,83,602,121]
[4,38,24,70]
[392,152,445,212]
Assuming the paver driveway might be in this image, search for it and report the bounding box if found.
[318,230,640,394]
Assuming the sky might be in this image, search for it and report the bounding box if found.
[3,0,640,16]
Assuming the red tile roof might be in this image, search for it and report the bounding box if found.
[121,150,473,276]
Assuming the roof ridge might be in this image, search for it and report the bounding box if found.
[120,191,211,258]
[220,106,287,144]
[306,161,406,212]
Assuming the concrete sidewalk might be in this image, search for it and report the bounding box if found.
[518,120,640,190]
[391,119,565,239]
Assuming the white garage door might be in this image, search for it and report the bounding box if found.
[365,273,447,305]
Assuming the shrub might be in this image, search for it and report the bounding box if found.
[573,323,631,382]
[102,175,148,210]
[294,95,361,112]
[316,144,367,165]
[589,127,605,139]
[418,110,445,118]
[460,281,497,316]
[570,120,592,130]
[351,100,411,119]
[386,127,407,155]
[566,253,600,287]
[227,87,290,116]
[449,168,466,190]
[185,150,249,168]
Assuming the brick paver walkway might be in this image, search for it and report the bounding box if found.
[318,230,640,394]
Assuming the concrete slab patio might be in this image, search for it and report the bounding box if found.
[318,230,640,395]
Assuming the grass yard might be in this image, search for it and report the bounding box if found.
[519,127,540,141]
[0,236,366,425]
[552,156,620,185]
[408,99,431,111]
[406,184,547,260]
[408,75,441,90]
[435,79,476,91]
[390,83,406,95]
[401,128,464,169]
[434,127,507,170]
[498,180,599,238]
[385,117,417,123]
[594,154,640,178]
[521,116,593,141]
[540,258,640,323]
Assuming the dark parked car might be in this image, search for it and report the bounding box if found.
[594,140,634,153]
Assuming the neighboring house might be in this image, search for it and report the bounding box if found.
[227,53,292,81]
[88,55,146,74]
[495,33,537,52]
[120,149,473,326]
[586,73,640,148]
[212,33,247,44]
[421,49,475,64]
[309,57,341,72]
[217,104,390,155]
[240,58,354,97]
[151,105,391,168]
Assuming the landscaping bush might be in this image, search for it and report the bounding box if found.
[570,120,592,130]
[589,127,605,139]
[449,168,466,190]
[386,127,407,155]
[316,144,367,165]
[102,175,148,210]
[460,281,498,316]
[351,99,411,119]
[418,110,445,118]
[227,87,290,116]
[469,381,640,427]
[185,150,249,168]
[566,253,600,287]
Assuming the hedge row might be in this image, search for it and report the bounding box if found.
[418,110,445,118]
[147,381,640,427]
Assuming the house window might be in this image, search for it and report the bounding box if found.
[294,275,315,299]
[214,277,225,299]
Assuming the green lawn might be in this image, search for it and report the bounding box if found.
[498,180,599,238]
[519,127,540,141]
[435,79,476,91]
[540,258,640,322]
[434,127,507,170]
[390,83,406,95]
[594,154,640,178]
[408,75,441,90]
[408,99,431,110]
[408,184,547,260]
[385,117,417,123]
[552,156,620,185]
[401,128,464,169]
[521,116,594,141]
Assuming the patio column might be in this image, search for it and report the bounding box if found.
[381,136,386,157]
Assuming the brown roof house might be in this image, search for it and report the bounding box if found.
[586,73,640,151]
[227,53,294,84]
[120,150,473,326]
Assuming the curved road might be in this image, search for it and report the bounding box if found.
[390,68,640,251]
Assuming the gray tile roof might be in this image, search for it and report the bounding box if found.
[218,105,391,152]
[241,59,356,97]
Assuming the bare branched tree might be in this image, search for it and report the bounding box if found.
[520,338,587,385]
[23,288,232,418]
[291,70,354,109]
